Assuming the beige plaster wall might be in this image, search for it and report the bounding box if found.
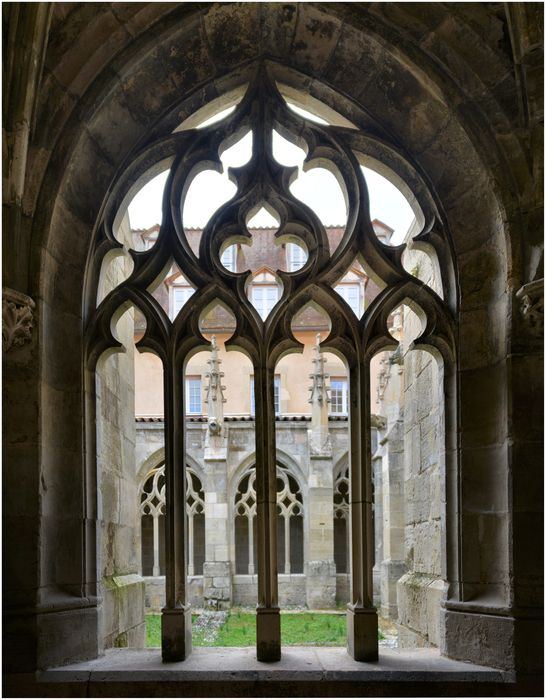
[135,331,358,417]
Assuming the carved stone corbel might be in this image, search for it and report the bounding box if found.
[388,343,404,367]
[516,278,544,335]
[371,414,387,431]
[2,287,36,352]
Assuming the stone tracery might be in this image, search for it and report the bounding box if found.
[334,464,350,576]
[234,465,303,577]
[84,64,455,663]
[3,2,542,690]
[140,465,205,578]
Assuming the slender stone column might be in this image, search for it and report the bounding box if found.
[187,517,194,577]
[254,364,280,661]
[153,516,161,577]
[248,518,255,575]
[346,360,378,661]
[161,356,191,661]
[202,337,231,609]
[306,335,336,608]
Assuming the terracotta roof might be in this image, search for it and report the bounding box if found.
[135,415,349,423]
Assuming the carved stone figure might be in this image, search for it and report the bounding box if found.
[2,287,35,352]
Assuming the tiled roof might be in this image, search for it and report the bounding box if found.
[135,415,349,423]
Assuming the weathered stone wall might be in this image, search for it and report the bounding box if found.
[232,575,307,609]
[396,332,445,647]
[372,452,383,609]
[144,576,203,613]
[95,217,145,648]
[370,243,446,645]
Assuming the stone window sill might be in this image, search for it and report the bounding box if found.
[5,647,524,697]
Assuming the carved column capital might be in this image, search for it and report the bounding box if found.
[2,287,36,352]
[516,278,544,335]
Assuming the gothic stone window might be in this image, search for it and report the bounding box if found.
[333,464,350,575]
[235,465,303,575]
[140,466,205,577]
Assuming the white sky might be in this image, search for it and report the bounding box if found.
[128,106,415,245]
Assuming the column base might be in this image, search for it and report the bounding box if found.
[161,606,192,662]
[346,605,378,661]
[442,605,543,673]
[256,606,280,662]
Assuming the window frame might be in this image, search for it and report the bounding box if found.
[286,242,307,272]
[334,282,361,317]
[220,244,236,271]
[250,283,280,320]
[170,283,194,320]
[329,377,348,416]
[185,376,203,415]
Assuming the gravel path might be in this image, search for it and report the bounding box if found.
[193,611,228,644]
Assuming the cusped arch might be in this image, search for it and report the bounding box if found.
[27,9,522,670]
[137,447,165,489]
[137,448,204,491]
[229,449,307,508]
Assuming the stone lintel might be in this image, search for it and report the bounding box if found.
[203,452,228,462]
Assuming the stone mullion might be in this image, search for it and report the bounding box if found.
[187,514,194,577]
[248,515,255,575]
[346,359,378,662]
[254,363,280,662]
[284,515,291,575]
[161,354,192,661]
[443,359,461,603]
[84,366,100,601]
[152,513,160,577]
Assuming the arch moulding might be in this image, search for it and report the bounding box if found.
[5,2,537,677]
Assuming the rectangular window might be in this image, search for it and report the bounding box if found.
[171,285,194,319]
[330,378,348,415]
[221,245,236,271]
[335,283,360,316]
[250,375,281,415]
[251,285,279,320]
[287,243,306,272]
[185,377,202,415]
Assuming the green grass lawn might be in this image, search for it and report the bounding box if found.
[147,614,207,647]
[146,612,384,647]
